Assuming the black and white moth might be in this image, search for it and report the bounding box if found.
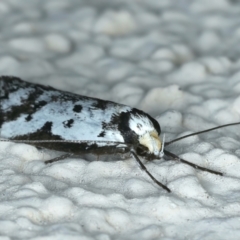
[1,76,240,192]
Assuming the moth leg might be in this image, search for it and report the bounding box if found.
[45,153,74,164]
[164,150,223,176]
[130,150,171,192]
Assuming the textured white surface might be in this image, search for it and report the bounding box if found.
[1,0,240,239]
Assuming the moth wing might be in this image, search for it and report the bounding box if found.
[0,77,131,154]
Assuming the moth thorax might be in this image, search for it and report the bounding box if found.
[139,130,162,156]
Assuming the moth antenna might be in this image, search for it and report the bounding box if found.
[130,150,171,192]
[159,133,165,158]
[0,139,126,146]
[164,150,223,176]
[165,121,240,146]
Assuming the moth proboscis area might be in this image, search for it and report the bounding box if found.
[1,76,240,193]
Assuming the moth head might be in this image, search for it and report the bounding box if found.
[127,109,162,157]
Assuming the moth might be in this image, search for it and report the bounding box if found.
[0,76,239,192]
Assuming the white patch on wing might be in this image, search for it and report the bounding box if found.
[1,88,34,110]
